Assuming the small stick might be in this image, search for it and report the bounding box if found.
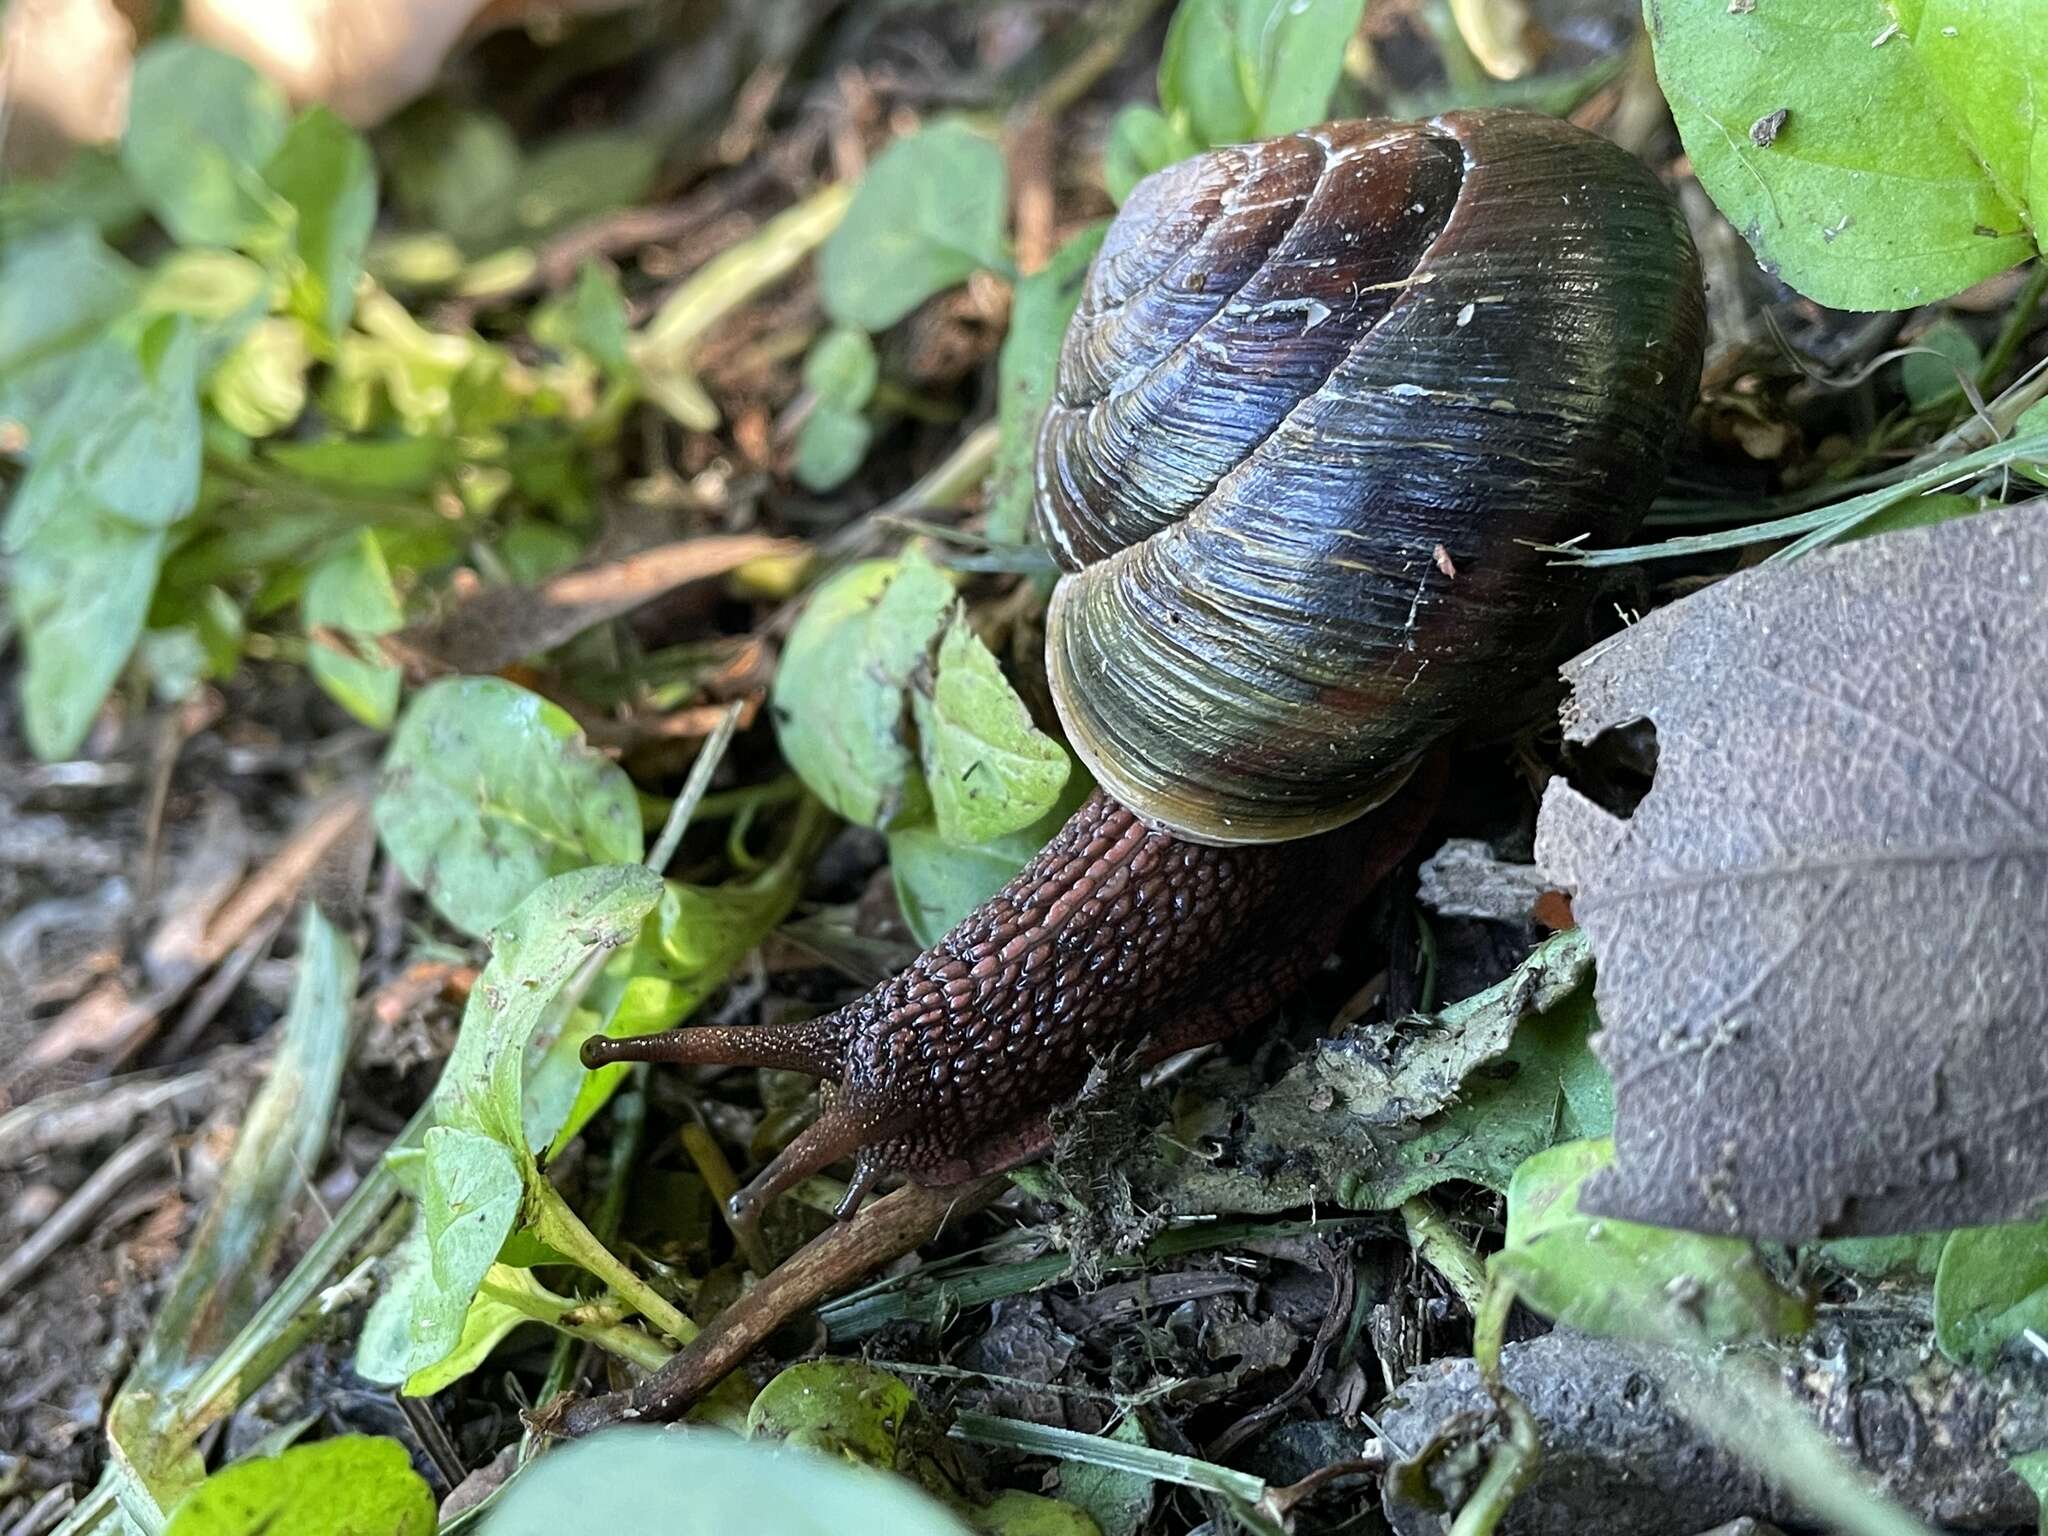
[0,1125,173,1302]
[546,1175,1005,1435]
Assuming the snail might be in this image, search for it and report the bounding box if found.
[583,110,1706,1230]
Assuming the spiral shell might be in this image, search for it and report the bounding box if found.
[1033,111,1705,844]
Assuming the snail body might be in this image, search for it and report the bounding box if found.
[583,110,1706,1222]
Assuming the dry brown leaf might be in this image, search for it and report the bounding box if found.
[1535,504,2048,1238]
[382,533,802,680]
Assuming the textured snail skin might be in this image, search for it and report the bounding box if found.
[583,111,1704,1223]
[583,775,1441,1223]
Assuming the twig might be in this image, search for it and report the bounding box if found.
[1209,1246,1354,1456]
[0,1052,252,1164]
[0,1125,173,1302]
[20,791,369,1076]
[646,703,743,874]
[548,1175,1006,1434]
[156,909,287,1062]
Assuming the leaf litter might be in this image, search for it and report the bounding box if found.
[1538,502,2048,1238]
[6,3,2048,1533]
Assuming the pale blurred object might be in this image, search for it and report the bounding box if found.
[0,0,136,172]
[184,0,636,125]
[1448,0,1537,78]
[2,0,638,169]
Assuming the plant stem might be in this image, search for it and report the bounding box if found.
[1447,1278,1541,1536]
[479,1275,675,1374]
[646,702,743,873]
[524,1181,696,1345]
[633,183,854,430]
[680,1120,775,1275]
[1400,1197,1488,1316]
[1978,260,2048,392]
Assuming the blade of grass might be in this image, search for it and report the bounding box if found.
[1554,426,2048,567]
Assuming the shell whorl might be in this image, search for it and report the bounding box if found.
[1033,111,1706,844]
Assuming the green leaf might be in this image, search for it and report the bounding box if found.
[0,224,138,431]
[1932,1210,2048,1367]
[265,435,452,493]
[373,678,645,937]
[1160,0,1259,144]
[1837,490,1982,542]
[987,225,1105,541]
[1159,0,1366,146]
[793,402,874,490]
[4,322,202,759]
[536,261,634,376]
[353,1215,434,1386]
[1058,1418,1155,1536]
[394,865,660,1377]
[304,530,404,729]
[771,551,957,827]
[478,1428,974,1536]
[747,1360,916,1468]
[888,770,1092,946]
[1813,1231,1948,1279]
[1646,0,2040,309]
[162,1436,433,1536]
[122,40,292,251]
[914,614,1071,847]
[403,1265,563,1397]
[8,507,168,762]
[1900,318,1983,407]
[0,150,145,241]
[410,1126,526,1373]
[209,317,310,438]
[1493,1138,1811,1346]
[387,105,524,249]
[818,122,1010,330]
[979,1493,1103,1536]
[804,326,879,409]
[514,132,661,240]
[263,108,378,340]
[433,864,663,1145]
[1235,0,1369,135]
[3,322,202,546]
[1103,109,1198,204]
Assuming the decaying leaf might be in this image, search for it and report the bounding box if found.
[1140,930,1604,1215]
[383,533,800,679]
[1535,505,2048,1238]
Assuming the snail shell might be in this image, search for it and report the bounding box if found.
[1034,110,1706,844]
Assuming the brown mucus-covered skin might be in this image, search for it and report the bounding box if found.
[583,777,1440,1225]
[583,110,1705,1227]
